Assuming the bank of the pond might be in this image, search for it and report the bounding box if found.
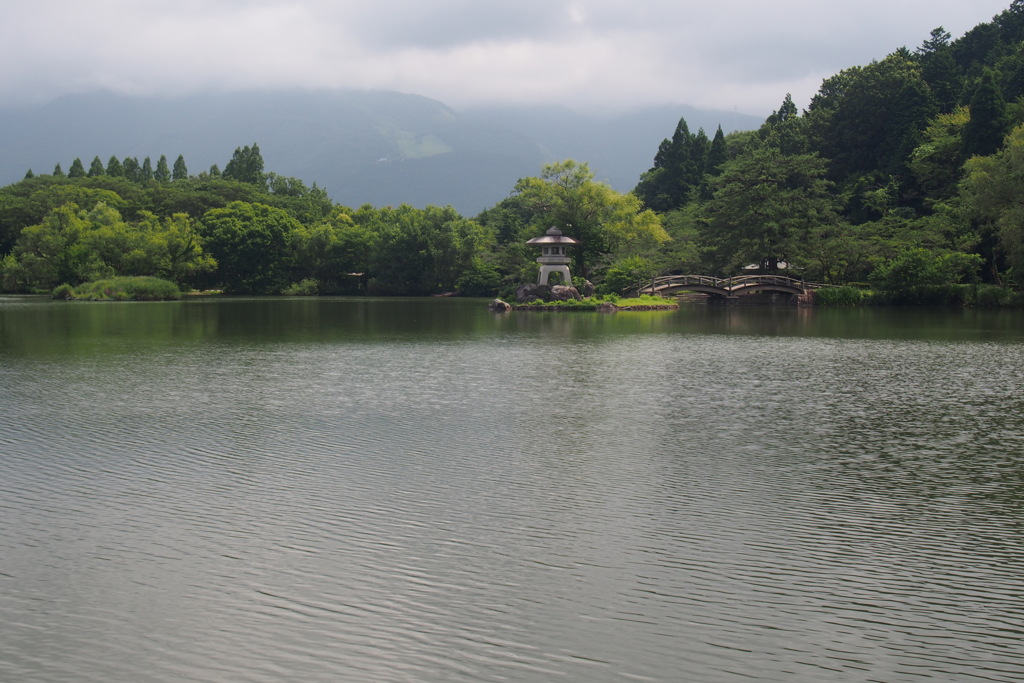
[813,283,1024,308]
[494,295,679,312]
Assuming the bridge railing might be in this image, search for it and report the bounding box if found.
[643,275,726,291]
[631,274,825,296]
[722,275,809,289]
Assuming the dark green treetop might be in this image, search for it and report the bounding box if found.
[68,158,86,178]
[223,143,265,185]
[88,156,105,177]
[155,155,171,183]
[106,156,124,177]
[172,155,188,181]
[962,67,1008,158]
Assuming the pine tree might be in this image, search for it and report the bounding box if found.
[53,163,64,177]
[141,157,154,182]
[155,155,171,183]
[24,169,34,179]
[88,156,105,177]
[172,154,188,181]
[68,158,86,178]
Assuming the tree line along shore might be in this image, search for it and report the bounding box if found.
[5,4,1024,306]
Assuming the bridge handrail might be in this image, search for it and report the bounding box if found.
[723,274,804,288]
[632,273,826,296]
[649,274,726,288]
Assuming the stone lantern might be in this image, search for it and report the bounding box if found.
[526,226,581,286]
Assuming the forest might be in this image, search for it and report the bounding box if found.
[4,2,1024,304]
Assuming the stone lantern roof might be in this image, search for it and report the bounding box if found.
[525,226,581,246]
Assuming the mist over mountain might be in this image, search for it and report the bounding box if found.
[0,90,763,214]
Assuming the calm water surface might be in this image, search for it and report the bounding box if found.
[1,297,1023,682]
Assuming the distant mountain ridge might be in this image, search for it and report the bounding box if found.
[0,90,764,214]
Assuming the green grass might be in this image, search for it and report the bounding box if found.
[516,294,677,310]
[53,276,181,301]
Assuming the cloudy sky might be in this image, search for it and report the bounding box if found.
[0,0,1014,116]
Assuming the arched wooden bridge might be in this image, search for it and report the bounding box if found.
[628,274,821,300]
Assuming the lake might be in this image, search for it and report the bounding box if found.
[1,296,1023,682]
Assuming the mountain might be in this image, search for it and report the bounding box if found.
[0,90,764,215]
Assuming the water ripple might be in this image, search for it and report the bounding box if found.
[2,309,1024,682]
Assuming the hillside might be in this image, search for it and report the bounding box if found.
[0,90,762,214]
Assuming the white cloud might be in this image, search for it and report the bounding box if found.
[0,0,1014,114]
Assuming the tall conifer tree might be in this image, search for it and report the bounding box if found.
[155,155,171,183]
[68,158,86,178]
[962,68,1008,158]
[106,156,124,177]
[172,155,188,181]
[88,156,105,177]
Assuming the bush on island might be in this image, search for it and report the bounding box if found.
[52,276,181,301]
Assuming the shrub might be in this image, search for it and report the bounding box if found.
[870,284,968,306]
[51,283,75,299]
[282,278,320,296]
[58,276,181,301]
[966,284,1024,308]
[456,262,502,297]
[814,286,863,306]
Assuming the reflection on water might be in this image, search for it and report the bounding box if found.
[1,296,1023,682]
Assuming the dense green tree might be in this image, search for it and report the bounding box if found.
[154,155,171,183]
[917,27,962,112]
[123,157,141,183]
[140,157,153,182]
[706,127,728,175]
[517,160,667,279]
[759,94,809,155]
[23,170,34,180]
[223,144,265,186]
[350,204,493,295]
[633,118,708,211]
[1,201,214,291]
[68,158,86,179]
[172,155,188,181]
[1,204,89,290]
[909,106,970,204]
[106,156,124,177]
[961,123,1024,282]
[962,68,1008,158]
[199,201,300,293]
[700,141,839,274]
[289,215,352,293]
[869,247,982,294]
[353,204,433,295]
[996,0,1024,45]
[807,53,937,184]
[52,163,64,177]
[951,21,1002,74]
[87,156,105,178]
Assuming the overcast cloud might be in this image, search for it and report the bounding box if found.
[0,0,1014,116]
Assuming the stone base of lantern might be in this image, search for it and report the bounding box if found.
[538,265,572,286]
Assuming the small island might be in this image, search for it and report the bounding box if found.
[53,276,182,301]
[490,225,678,312]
